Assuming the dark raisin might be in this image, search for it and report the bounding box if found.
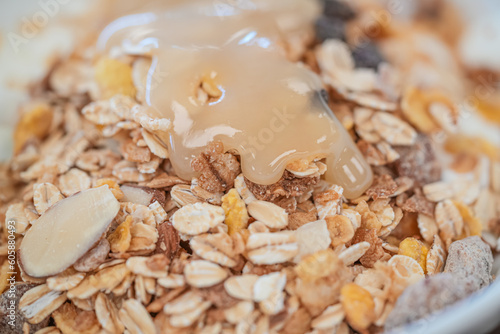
[323,0,356,21]
[351,42,385,69]
[315,16,346,42]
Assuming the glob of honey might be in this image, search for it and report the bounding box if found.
[98,0,373,198]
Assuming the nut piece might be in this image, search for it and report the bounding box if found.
[247,200,288,229]
[19,186,120,277]
[171,202,225,235]
[73,238,110,272]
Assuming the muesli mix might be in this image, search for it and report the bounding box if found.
[0,0,499,334]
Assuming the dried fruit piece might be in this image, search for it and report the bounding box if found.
[108,216,133,253]
[385,273,477,331]
[444,236,493,290]
[341,283,375,332]
[19,186,120,277]
[95,57,136,98]
[394,135,441,186]
[398,237,428,273]
[222,189,249,234]
[326,215,354,247]
[96,178,124,200]
[14,103,53,153]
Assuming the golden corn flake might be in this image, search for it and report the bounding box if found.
[453,201,482,239]
[96,178,124,200]
[95,57,136,99]
[108,216,133,253]
[341,283,375,332]
[221,189,249,235]
[295,249,339,282]
[14,103,53,153]
[398,237,428,273]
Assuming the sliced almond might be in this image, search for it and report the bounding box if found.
[19,186,120,278]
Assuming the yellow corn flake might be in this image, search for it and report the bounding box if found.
[221,189,249,235]
[95,57,136,99]
[295,249,340,282]
[341,283,376,332]
[453,201,482,239]
[108,216,133,253]
[398,237,428,273]
[95,178,124,200]
[14,103,53,153]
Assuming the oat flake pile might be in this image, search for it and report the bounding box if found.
[1,0,499,334]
